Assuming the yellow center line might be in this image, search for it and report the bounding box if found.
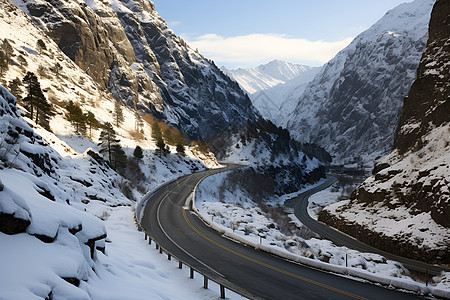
[182,209,368,300]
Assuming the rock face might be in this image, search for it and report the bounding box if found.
[319,0,450,264]
[393,0,450,155]
[14,0,257,138]
[208,118,331,195]
[285,0,434,166]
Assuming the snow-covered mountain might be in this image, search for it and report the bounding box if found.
[0,2,231,297]
[208,118,331,195]
[285,0,435,166]
[319,0,449,265]
[222,60,319,123]
[222,60,315,94]
[12,0,258,139]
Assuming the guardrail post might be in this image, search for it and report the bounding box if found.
[145,233,147,240]
[160,247,163,254]
[203,276,208,289]
[168,253,171,261]
[220,285,225,299]
[156,243,159,250]
[190,267,194,279]
[149,238,151,245]
[178,261,182,269]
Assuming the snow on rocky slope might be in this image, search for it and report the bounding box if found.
[0,2,234,298]
[13,0,258,139]
[222,60,315,94]
[285,0,435,166]
[223,60,319,123]
[319,0,449,266]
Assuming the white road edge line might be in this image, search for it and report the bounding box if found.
[156,178,226,279]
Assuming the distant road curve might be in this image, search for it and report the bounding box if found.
[287,175,449,276]
[140,167,423,300]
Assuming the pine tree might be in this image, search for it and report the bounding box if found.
[36,39,47,54]
[22,72,39,119]
[110,144,127,171]
[163,127,174,145]
[22,72,53,128]
[133,145,143,160]
[86,111,100,138]
[8,78,22,102]
[99,122,120,165]
[0,51,8,78]
[113,101,124,127]
[34,90,54,130]
[134,111,144,132]
[66,101,86,135]
[151,121,166,156]
[1,39,13,62]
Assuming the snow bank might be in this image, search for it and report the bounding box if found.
[193,172,450,298]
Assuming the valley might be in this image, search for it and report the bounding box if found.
[0,0,448,299]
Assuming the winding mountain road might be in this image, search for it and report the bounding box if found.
[139,167,424,299]
[286,175,449,276]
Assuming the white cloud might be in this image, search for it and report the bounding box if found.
[169,20,181,27]
[184,33,353,68]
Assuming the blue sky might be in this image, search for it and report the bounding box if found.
[152,0,410,68]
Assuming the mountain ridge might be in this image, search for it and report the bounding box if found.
[285,0,435,166]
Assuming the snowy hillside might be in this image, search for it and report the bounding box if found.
[208,118,331,196]
[0,0,219,170]
[319,0,449,265]
[12,0,258,139]
[0,84,236,299]
[285,0,435,166]
[0,2,239,297]
[222,60,319,122]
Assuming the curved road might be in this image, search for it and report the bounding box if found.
[287,175,450,276]
[140,167,424,300]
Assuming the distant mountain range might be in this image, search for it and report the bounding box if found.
[222,60,320,123]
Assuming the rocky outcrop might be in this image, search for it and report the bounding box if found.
[393,0,450,154]
[318,209,448,264]
[14,0,258,139]
[0,212,31,235]
[321,0,449,264]
[285,0,435,166]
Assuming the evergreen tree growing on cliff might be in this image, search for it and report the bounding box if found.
[133,145,143,160]
[113,101,124,127]
[22,72,53,129]
[66,101,86,135]
[0,51,8,78]
[151,121,166,157]
[99,122,121,167]
[86,111,100,138]
[8,78,22,102]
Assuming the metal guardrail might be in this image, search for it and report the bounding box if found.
[135,170,251,300]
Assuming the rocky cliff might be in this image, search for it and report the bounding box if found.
[319,0,449,265]
[285,0,434,166]
[13,0,258,138]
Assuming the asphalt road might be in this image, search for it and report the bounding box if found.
[140,167,425,300]
[287,175,450,276]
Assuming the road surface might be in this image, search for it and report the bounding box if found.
[140,167,424,300]
[286,175,449,276]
